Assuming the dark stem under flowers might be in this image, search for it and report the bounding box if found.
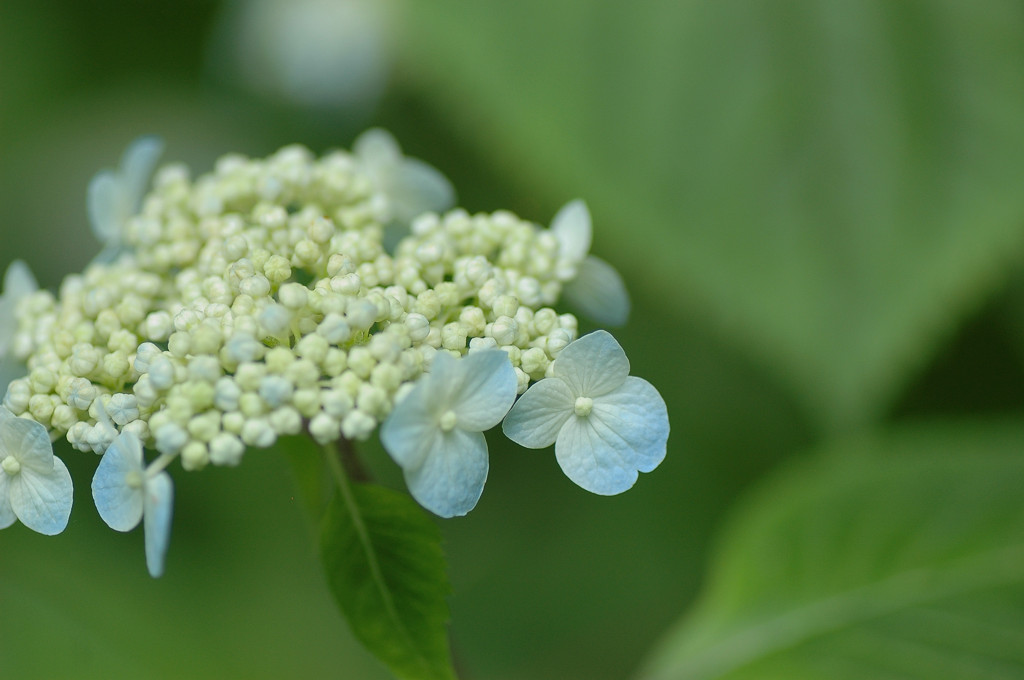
[335,435,370,483]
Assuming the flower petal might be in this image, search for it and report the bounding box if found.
[0,412,56,474]
[9,455,73,535]
[403,428,488,518]
[381,385,442,470]
[87,170,122,244]
[354,127,402,169]
[144,471,174,578]
[0,260,34,366]
[552,330,629,397]
[554,377,668,495]
[551,199,592,262]
[502,378,575,449]
[390,157,456,224]
[448,350,517,431]
[120,136,164,212]
[3,260,38,303]
[562,255,631,327]
[591,377,669,474]
[0,473,16,529]
[92,433,145,532]
[355,128,455,224]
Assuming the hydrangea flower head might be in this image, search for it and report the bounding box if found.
[3,130,668,576]
[92,432,174,577]
[88,136,164,254]
[381,350,516,517]
[0,406,73,535]
[503,330,668,494]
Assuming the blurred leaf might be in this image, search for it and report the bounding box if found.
[321,480,456,680]
[638,421,1024,680]
[398,0,1024,431]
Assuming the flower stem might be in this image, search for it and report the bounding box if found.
[335,436,370,483]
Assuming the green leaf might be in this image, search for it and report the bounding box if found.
[398,0,1024,431]
[321,480,456,680]
[638,421,1024,680]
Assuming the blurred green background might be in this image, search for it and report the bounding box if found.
[3,1,1024,679]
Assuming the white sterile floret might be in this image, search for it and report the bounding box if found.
[0,406,73,535]
[502,330,668,495]
[354,128,456,226]
[88,137,164,255]
[380,350,516,517]
[549,200,631,327]
[92,432,174,577]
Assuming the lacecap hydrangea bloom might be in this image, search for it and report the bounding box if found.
[2,130,669,575]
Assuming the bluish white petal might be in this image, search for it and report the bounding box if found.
[0,473,16,529]
[120,136,164,212]
[355,128,455,224]
[87,171,122,244]
[502,378,576,449]
[591,377,669,473]
[144,471,174,578]
[562,255,631,327]
[0,260,37,356]
[3,260,38,303]
[553,330,629,398]
[381,385,442,470]
[554,377,668,495]
[554,417,634,496]
[390,157,456,224]
[0,413,55,473]
[403,428,488,518]
[551,199,592,262]
[88,137,163,248]
[448,350,517,431]
[92,433,145,531]
[8,456,73,535]
[354,128,402,171]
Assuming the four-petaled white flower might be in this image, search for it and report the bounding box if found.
[381,350,516,518]
[503,330,668,495]
[0,260,38,392]
[354,128,455,226]
[92,432,174,577]
[551,200,631,327]
[88,136,164,256]
[0,406,73,535]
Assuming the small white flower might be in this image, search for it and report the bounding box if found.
[502,331,668,495]
[381,350,516,517]
[0,406,73,535]
[91,432,174,577]
[88,136,164,254]
[550,200,631,327]
[354,128,456,226]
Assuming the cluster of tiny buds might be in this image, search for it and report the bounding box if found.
[3,142,583,474]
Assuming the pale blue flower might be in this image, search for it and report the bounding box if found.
[88,136,164,256]
[503,331,668,495]
[354,128,455,226]
[381,350,516,517]
[0,406,73,535]
[551,200,631,327]
[92,432,174,577]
